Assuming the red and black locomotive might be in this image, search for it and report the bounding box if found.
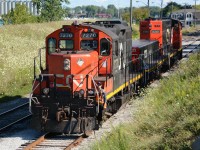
[30,18,182,133]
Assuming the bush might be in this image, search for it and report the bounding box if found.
[2,3,37,25]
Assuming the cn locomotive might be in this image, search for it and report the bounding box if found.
[30,18,182,133]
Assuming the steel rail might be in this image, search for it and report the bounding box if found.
[0,114,31,132]
[0,102,31,132]
[23,133,49,150]
[23,132,91,150]
[0,102,29,116]
[182,39,200,57]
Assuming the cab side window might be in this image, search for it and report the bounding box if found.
[48,38,56,54]
[100,38,110,56]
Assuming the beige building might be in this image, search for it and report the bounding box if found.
[171,9,200,27]
[0,0,38,16]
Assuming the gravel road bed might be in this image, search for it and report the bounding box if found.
[0,95,42,150]
[0,121,42,150]
[0,129,41,150]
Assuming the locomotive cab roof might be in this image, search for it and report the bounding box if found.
[132,39,158,48]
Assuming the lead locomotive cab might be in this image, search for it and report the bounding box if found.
[30,20,132,134]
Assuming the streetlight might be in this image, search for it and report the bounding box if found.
[161,0,163,19]
[152,1,165,19]
[130,0,132,27]
[182,3,187,27]
[113,0,121,19]
[171,1,173,14]
[136,0,150,17]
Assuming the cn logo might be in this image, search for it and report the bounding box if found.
[66,75,83,87]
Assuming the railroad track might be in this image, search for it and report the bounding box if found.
[182,38,200,57]
[19,132,90,150]
[0,102,31,132]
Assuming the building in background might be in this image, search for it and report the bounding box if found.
[171,9,200,27]
[0,0,38,16]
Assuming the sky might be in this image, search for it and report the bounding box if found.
[67,0,195,8]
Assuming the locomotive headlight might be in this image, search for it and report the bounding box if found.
[43,88,49,95]
[64,59,70,70]
[79,89,85,95]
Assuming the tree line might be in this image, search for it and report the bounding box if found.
[1,0,199,25]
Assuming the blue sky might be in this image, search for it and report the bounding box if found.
[67,0,195,8]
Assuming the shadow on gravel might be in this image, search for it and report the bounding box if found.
[0,95,22,103]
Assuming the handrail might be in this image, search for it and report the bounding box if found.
[34,47,46,79]
[29,73,55,113]
[89,75,100,113]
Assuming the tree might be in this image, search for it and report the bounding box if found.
[107,4,118,18]
[195,5,200,10]
[63,6,72,18]
[96,6,106,14]
[162,2,181,17]
[133,8,149,22]
[32,0,70,21]
[122,12,130,23]
[122,7,148,24]
[2,3,37,24]
[85,5,98,17]
[74,6,82,14]
[150,6,160,18]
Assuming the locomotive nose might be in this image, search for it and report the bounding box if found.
[47,51,99,91]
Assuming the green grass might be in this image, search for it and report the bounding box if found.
[182,26,200,35]
[132,24,139,39]
[93,53,200,149]
[0,20,76,102]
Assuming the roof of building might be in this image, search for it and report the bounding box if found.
[172,9,200,14]
[172,9,200,19]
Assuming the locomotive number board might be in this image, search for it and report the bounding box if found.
[82,32,98,38]
[59,32,73,38]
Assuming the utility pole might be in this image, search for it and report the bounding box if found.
[195,0,196,27]
[136,0,150,17]
[184,3,186,27]
[147,0,150,17]
[161,0,163,19]
[171,1,173,14]
[130,0,132,27]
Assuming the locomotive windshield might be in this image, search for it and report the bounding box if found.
[59,40,74,50]
[81,40,98,50]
